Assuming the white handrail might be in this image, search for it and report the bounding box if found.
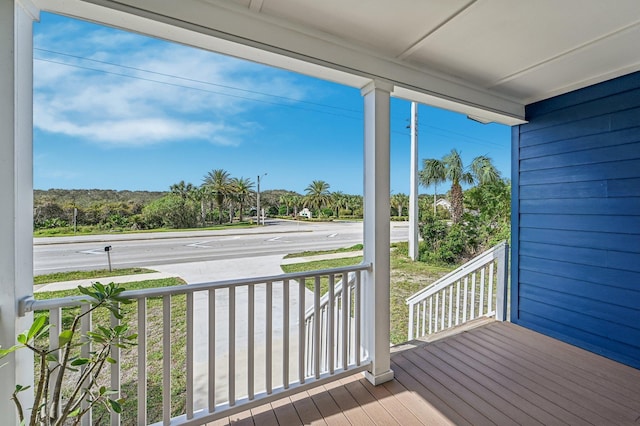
[406,242,509,340]
[21,264,372,426]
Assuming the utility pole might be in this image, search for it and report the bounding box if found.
[257,173,267,225]
[409,102,419,261]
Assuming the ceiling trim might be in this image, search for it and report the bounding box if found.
[35,0,524,124]
[487,18,640,90]
[396,0,476,61]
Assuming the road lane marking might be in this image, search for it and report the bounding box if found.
[267,236,282,242]
[78,249,104,255]
[186,241,212,248]
[327,233,338,238]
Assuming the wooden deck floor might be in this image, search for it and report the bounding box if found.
[210,322,640,425]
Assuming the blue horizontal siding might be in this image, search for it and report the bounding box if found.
[513,70,640,368]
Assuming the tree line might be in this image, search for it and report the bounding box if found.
[35,152,510,265]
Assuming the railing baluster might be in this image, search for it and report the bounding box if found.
[283,279,290,389]
[79,304,92,426]
[455,280,461,326]
[227,287,238,407]
[328,274,335,374]
[471,273,476,319]
[479,267,486,316]
[488,262,495,313]
[162,296,171,425]
[421,300,427,337]
[208,289,216,412]
[298,278,305,384]
[49,307,61,417]
[463,276,469,322]
[355,271,361,366]
[434,293,439,333]
[137,298,147,425]
[186,292,194,419]
[448,284,453,328]
[428,297,433,335]
[408,301,415,341]
[248,284,255,400]
[313,276,321,379]
[111,303,121,426]
[440,289,446,331]
[341,272,348,369]
[266,281,273,394]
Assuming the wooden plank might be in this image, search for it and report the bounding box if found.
[520,197,640,216]
[495,323,640,397]
[520,180,607,200]
[227,409,254,425]
[473,327,636,423]
[436,337,595,425]
[358,378,428,425]
[520,158,640,185]
[324,382,378,425]
[381,372,458,426]
[289,391,328,426]
[305,385,350,425]
[393,353,496,426]
[270,397,303,426]
[520,126,640,160]
[520,212,640,234]
[249,403,279,426]
[408,346,544,426]
[519,228,640,254]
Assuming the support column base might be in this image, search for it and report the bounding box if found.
[364,369,394,385]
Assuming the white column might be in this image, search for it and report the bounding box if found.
[361,80,394,385]
[408,102,419,261]
[0,0,38,422]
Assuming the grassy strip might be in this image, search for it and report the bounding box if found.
[34,221,255,237]
[34,267,155,285]
[280,243,454,345]
[283,244,363,259]
[281,256,363,295]
[34,277,186,423]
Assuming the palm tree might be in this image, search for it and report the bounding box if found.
[420,149,500,223]
[291,195,302,217]
[304,180,331,214]
[419,159,446,216]
[331,191,347,218]
[390,193,409,217]
[191,186,207,226]
[170,181,195,200]
[230,177,254,222]
[279,194,293,216]
[202,169,231,224]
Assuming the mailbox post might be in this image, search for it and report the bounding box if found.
[104,245,112,272]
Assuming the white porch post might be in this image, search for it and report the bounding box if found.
[361,80,394,385]
[0,0,38,421]
[408,102,419,261]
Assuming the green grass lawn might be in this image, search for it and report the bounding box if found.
[34,277,187,424]
[34,221,256,237]
[280,242,454,345]
[34,267,155,285]
[283,244,363,259]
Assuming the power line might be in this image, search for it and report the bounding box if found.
[34,56,362,121]
[34,47,361,114]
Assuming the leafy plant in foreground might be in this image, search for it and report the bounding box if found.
[0,282,137,426]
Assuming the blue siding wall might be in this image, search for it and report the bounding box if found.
[512,71,640,369]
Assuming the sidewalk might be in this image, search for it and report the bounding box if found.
[33,250,364,293]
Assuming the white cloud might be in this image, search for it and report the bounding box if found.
[33,17,310,147]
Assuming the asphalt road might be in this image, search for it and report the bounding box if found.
[34,219,410,274]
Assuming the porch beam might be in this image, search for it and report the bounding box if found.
[361,80,394,385]
[38,0,525,124]
[0,0,38,422]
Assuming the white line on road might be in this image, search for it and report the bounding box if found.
[78,249,104,255]
[187,241,212,248]
[327,233,338,238]
[267,236,282,242]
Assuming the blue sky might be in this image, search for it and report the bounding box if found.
[33,12,511,196]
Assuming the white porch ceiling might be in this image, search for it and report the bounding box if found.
[36,0,640,124]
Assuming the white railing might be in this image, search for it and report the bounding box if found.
[20,264,371,426]
[303,271,359,378]
[406,242,509,341]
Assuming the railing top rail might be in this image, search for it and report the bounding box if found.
[21,262,372,315]
[406,241,507,305]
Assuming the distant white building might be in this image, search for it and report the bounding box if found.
[435,198,451,211]
[298,207,312,218]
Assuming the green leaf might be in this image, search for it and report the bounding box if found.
[16,333,27,345]
[14,384,30,393]
[99,386,107,395]
[26,316,47,341]
[68,408,81,417]
[58,330,74,347]
[105,357,116,364]
[108,398,122,413]
[0,345,22,358]
[70,358,89,366]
